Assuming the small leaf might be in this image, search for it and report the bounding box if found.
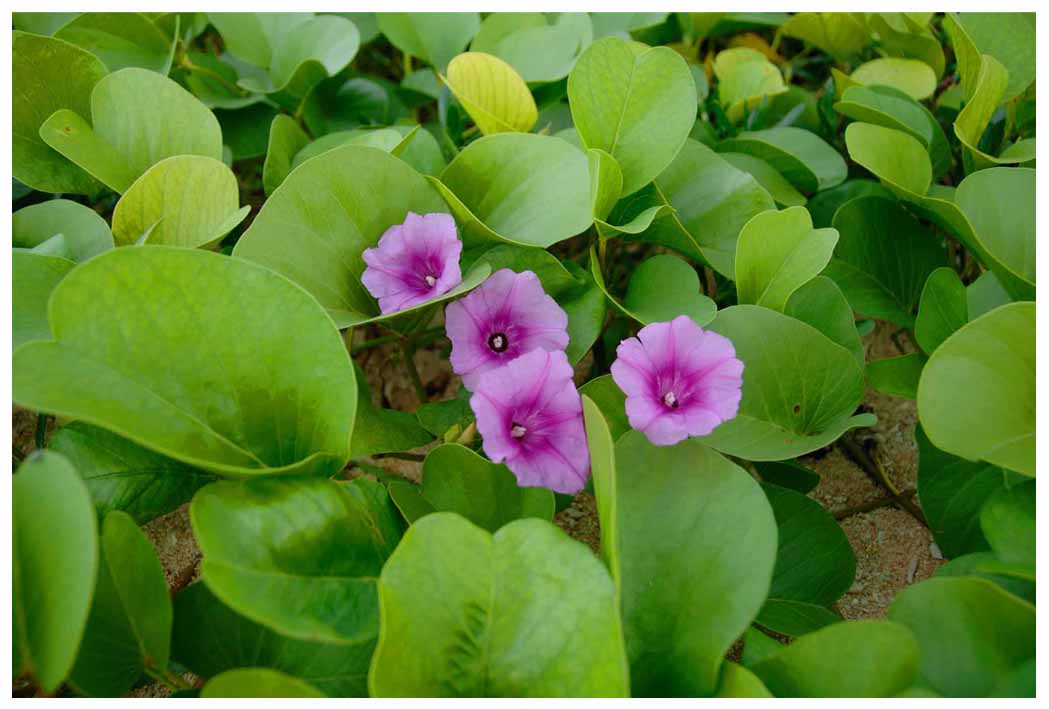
[377,13,480,70]
[13,199,114,263]
[721,152,806,207]
[718,127,847,194]
[780,12,870,62]
[201,668,326,698]
[591,250,716,327]
[784,276,864,365]
[915,267,968,353]
[867,353,927,400]
[851,57,937,100]
[443,52,537,135]
[980,480,1035,568]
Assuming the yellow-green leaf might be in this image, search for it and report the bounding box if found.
[442,51,537,135]
[851,58,937,100]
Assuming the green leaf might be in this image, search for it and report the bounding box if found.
[844,121,930,195]
[951,12,1035,103]
[588,148,623,221]
[351,395,434,459]
[590,250,716,327]
[471,13,593,83]
[261,114,311,196]
[889,577,1035,697]
[39,67,224,194]
[54,12,175,73]
[720,152,806,207]
[935,552,1035,604]
[761,483,855,607]
[387,480,438,524]
[824,195,946,327]
[233,144,451,327]
[111,156,247,248]
[172,581,372,697]
[598,430,777,696]
[867,13,946,78]
[13,12,80,35]
[703,305,875,460]
[13,247,357,478]
[805,178,892,228]
[917,302,1034,477]
[713,662,773,698]
[780,12,870,62]
[967,271,1013,321]
[369,513,630,697]
[867,353,927,400]
[735,206,838,311]
[916,424,1004,559]
[443,52,537,135]
[751,621,919,697]
[416,392,474,438]
[12,252,75,350]
[431,133,592,248]
[13,451,99,693]
[192,476,401,645]
[377,13,480,70]
[13,31,107,195]
[754,599,842,638]
[718,127,847,194]
[850,57,936,100]
[13,199,114,263]
[49,422,215,525]
[713,47,787,123]
[214,102,277,161]
[201,668,326,698]
[955,168,1036,291]
[417,443,554,532]
[784,276,864,365]
[68,511,171,697]
[579,377,630,442]
[753,460,820,494]
[568,37,697,196]
[980,480,1035,568]
[915,267,968,353]
[629,139,775,276]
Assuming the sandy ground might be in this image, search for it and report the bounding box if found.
[13,320,940,696]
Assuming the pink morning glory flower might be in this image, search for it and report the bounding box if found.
[611,315,744,447]
[445,268,570,390]
[361,212,463,314]
[470,348,590,494]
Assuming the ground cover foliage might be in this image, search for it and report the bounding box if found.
[11,11,1035,698]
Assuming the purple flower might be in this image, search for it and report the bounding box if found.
[445,268,570,390]
[361,212,463,314]
[611,315,744,447]
[470,348,590,494]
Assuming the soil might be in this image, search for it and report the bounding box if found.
[12,320,942,697]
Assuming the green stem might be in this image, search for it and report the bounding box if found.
[178,53,246,97]
[34,414,48,450]
[401,342,428,405]
[351,334,402,355]
[403,51,413,78]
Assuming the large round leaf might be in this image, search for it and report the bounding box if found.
[824,195,947,327]
[13,31,107,195]
[703,305,875,460]
[955,168,1035,289]
[172,581,373,697]
[369,513,630,697]
[568,37,697,196]
[233,144,452,328]
[917,302,1034,477]
[629,139,775,276]
[192,477,402,645]
[583,405,777,697]
[952,12,1035,102]
[12,247,357,478]
[889,577,1035,697]
[13,199,114,263]
[68,511,172,697]
[431,132,592,248]
[718,127,847,194]
[735,206,838,312]
[40,67,223,195]
[13,451,99,693]
[751,621,919,697]
[112,156,249,247]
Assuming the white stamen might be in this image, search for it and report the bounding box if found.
[490,334,506,350]
[663,391,678,408]
[510,424,527,439]
[425,274,437,287]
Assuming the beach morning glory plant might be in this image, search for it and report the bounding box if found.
[361,212,463,314]
[611,315,744,446]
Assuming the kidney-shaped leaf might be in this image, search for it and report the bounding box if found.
[68,511,172,697]
[234,145,451,327]
[568,36,697,196]
[13,31,107,196]
[889,576,1035,697]
[13,451,99,693]
[13,247,357,478]
[193,477,402,645]
[703,305,875,460]
[600,431,777,696]
[369,513,630,697]
[917,302,1034,477]
[432,133,592,248]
